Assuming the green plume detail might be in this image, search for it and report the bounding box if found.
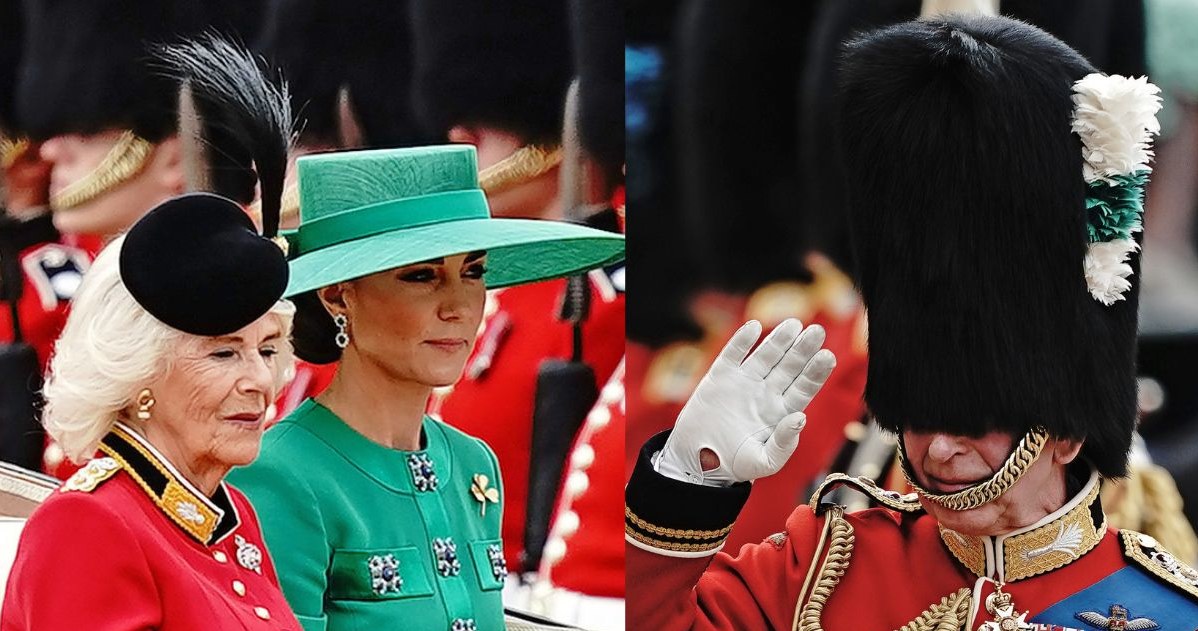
[1085,171,1148,243]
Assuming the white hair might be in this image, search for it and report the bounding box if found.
[43,234,296,464]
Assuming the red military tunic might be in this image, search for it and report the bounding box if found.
[625,432,1198,630]
[538,359,625,600]
[1,423,301,630]
[432,265,625,572]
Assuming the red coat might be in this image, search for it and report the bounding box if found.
[432,270,625,572]
[1,424,301,631]
[539,360,625,598]
[625,433,1198,630]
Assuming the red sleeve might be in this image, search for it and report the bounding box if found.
[628,506,823,630]
[2,493,161,630]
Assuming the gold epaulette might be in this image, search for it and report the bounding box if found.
[59,457,121,493]
[807,473,923,514]
[1120,530,1198,600]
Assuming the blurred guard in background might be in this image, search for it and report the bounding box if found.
[5,0,268,476]
[412,0,625,586]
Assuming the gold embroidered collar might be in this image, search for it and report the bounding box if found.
[939,468,1105,582]
[99,423,241,546]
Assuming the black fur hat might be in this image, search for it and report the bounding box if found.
[15,0,208,141]
[570,0,623,177]
[410,0,571,144]
[839,15,1144,476]
[255,0,430,149]
[0,1,23,134]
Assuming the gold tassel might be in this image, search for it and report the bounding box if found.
[1104,464,1198,566]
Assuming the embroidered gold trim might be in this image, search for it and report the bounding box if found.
[100,425,219,544]
[796,506,855,631]
[625,506,734,539]
[50,131,153,211]
[808,473,923,513]
[162,480,218,543]
[939,476,1105,581]
[900,428,1049,511]
[60,457,121,493]
[624,527,724,552]
[478,145,562,194]
[1004,482,1104,580]
[939,526,987,577]
[1120,530,1198,599]
[894,588,973,631]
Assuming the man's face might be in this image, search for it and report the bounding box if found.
[902,430,1081,536]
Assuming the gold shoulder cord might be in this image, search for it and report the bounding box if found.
[50,131,154,211]
[478,144,562,194]
[790,506,973,631]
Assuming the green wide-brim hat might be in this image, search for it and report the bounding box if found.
[283,144,625,297]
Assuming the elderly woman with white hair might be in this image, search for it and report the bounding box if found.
[0,37,303,630]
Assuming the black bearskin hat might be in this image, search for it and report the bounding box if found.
[15,0,209,141]
[570,0,623,178]
[410,0,571,145]
[839,15,1155,477]
[255,0,430,149]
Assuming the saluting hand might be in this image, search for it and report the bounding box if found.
[654,319,836,487]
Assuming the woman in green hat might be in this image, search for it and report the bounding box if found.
[228,144,624,631]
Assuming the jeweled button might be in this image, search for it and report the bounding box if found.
[254,606,270,620]
[232,580,246,597]
[213,550,228,563]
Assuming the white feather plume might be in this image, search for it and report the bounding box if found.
[1084,239,1140,305]
[1071,73,1162,184]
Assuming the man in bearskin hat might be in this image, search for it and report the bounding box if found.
[7,0,270,475]
[411,0,625,581]
[625,14,1198,630]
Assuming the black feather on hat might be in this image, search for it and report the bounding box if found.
[15,0,208,141]
[410,0,571,144]
[118,35,292,336]
[839,15,1143,476]
[256,0,430,149]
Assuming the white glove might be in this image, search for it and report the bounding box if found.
[654,319,837,487]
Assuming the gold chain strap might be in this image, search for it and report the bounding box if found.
[478,144,562,194]
[50,131,154,211]
[900,428,1049,511]
[796,506,855,631]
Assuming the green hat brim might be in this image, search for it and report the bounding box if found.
[284,217,625,297]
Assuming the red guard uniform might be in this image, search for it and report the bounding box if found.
[625,433,1198,631]
[536,359,625,614]
[1,424,301,630]
[433,263,625,572]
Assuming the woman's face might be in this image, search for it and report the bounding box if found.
[336,252,487,388]
[141,313,284,475]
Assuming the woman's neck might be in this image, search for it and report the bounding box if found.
[316,349,432,451]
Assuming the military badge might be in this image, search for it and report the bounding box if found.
[235,534,263,574]
[1076,604,1159,630]
[367,554,402,596]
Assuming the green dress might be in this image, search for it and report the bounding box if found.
[228,399,506,631]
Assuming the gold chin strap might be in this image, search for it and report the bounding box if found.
[898,427,1050,512]
[50,131,154,211]
[1,136,29,169]
[478,144,562,194]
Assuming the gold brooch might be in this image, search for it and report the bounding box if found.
[470,474,500,516]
